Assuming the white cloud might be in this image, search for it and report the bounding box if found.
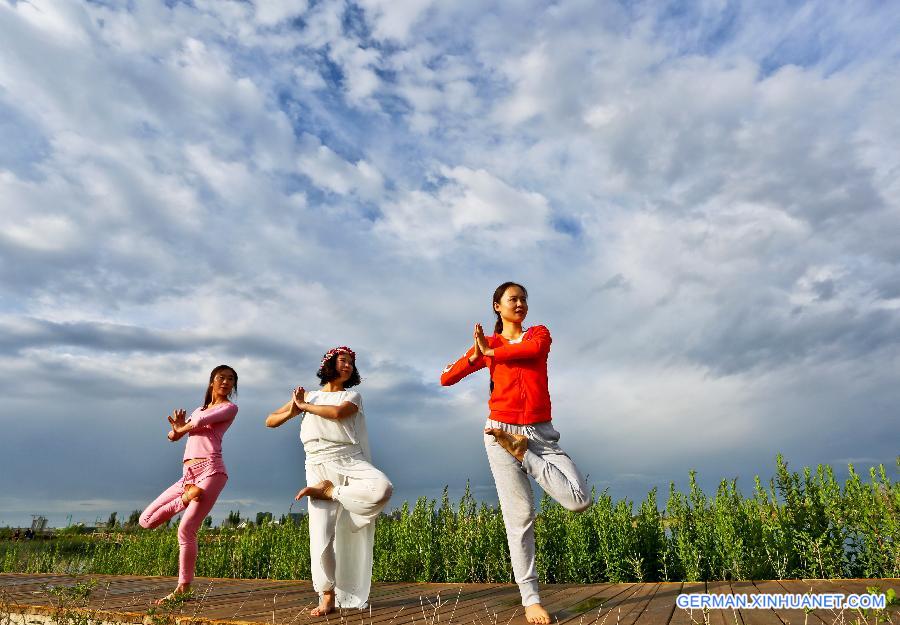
[375,166,557,257]
[296,134,384,199]
[253,0,309,27]
[357,0,433,42]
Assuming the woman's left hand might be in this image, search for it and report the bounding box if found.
[474,323,493,356]
[292,386,306,411]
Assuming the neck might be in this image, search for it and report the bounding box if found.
[322,381,345,392]
[209,393,228,406]
[501,321,524,338]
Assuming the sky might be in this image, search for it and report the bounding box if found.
[1,0,898,528]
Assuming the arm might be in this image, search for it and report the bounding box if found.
[265,398,301,428]
[490,326,551,362]
[188,402,238,428]
[440,344,486,386]
[297,400,359,420]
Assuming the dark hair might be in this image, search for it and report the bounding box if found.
[317,352,361,388]
[203,364,238,409]
[492,281,528,334]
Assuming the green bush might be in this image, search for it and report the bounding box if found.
[2,457,896,582]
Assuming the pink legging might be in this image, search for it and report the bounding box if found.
[139,459,228,585]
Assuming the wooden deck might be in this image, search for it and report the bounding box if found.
[0,574,897,625]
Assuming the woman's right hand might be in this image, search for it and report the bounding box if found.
[468,324,483,364]
[474,323,495,357]
[167,409,187,439]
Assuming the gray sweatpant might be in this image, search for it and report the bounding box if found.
[484,419,591,607]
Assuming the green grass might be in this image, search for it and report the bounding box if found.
[1,455,896,582]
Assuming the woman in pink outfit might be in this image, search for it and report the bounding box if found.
[139,364,239,604]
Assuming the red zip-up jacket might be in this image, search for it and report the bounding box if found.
[440,325,552,425]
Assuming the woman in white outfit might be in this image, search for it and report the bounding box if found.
[266,346,392,616]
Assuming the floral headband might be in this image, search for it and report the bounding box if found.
[320,346,356,368]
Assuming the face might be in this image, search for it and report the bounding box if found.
[494,286,528,324]
[334,353,356,383]
[210,369,236,397]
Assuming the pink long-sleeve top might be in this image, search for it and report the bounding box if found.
[183,402,238,462]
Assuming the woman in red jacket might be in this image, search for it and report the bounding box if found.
[441,282,590,625]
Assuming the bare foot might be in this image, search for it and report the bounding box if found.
[181,484,203,506]
[310,589,335,616]
[485,428,528,462]
[524,604,551,624]
[154,584,191,606]
[295,480,334,501]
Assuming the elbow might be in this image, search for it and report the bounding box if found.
[264,416,279,428]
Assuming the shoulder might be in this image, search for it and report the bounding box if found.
[527,325,551,339]
[216,401,239,416]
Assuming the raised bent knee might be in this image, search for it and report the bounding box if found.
[376,480,393,504]
[138,509,158,529]
[561,491,591,513]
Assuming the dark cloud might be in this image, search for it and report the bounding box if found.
[686,307,900,376]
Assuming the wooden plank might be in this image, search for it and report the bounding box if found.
[422,582,578,625]
[702,580,741,625]
[667,581,706,625]
[772,580,829,625]
[729,580,782,625]
[560,582,641,625]
[389,584,522,625]
[619,582,665,625]
[223,580,517,624]
[756,579,818,625]
[238,581,474,623]
[632,581,682,625]
[572,582,653,625]
[122,579,295,619]
[179,584,312,621]
[552,582,638,625]
[803,577,900,621]
[543,582,617,624]
[725,580,747,625]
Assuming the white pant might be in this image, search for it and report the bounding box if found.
[484,419,590,606]
[306,454,393,608]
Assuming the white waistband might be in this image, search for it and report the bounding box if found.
[305,443,363,465]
